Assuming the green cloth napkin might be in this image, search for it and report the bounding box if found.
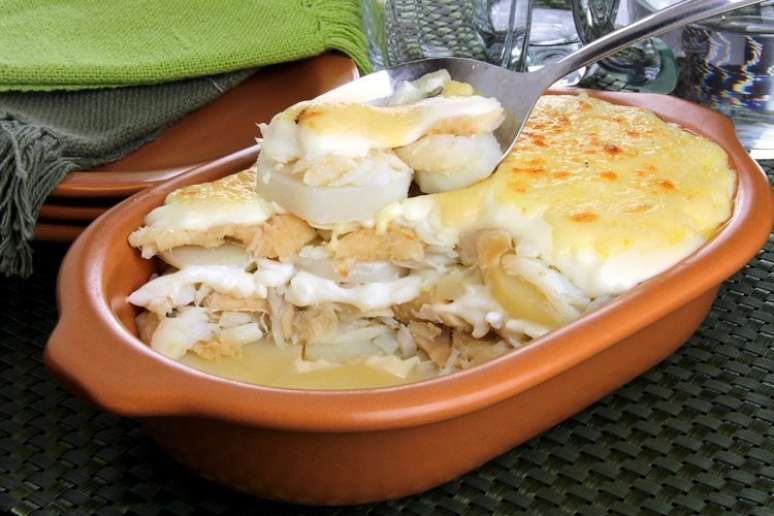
[0,0,369,276]
[0,70,254,276]
[0,0,370,91]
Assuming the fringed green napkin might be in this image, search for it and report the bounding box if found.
[0,71,252,276]
[0,0,369,276]
[0,0,369,91]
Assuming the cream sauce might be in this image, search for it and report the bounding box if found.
[179,339,435,389]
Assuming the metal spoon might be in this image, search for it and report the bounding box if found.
[318,0,764,165]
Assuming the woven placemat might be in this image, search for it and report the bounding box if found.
[1,163,772,515]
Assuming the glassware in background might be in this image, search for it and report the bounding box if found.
[628,0,684,56]
[474,0,534,69]
[679,1,774,159]
[361,0,533,71]
[527,2,586,85]
[631,0,774,157]
[571,0,678,92]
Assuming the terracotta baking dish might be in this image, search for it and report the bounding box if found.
[45,90,773,505]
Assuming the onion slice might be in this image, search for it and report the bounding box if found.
[160,244,251,270]
[256,165,411,226]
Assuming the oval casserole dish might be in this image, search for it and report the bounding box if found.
[45,90,773,505]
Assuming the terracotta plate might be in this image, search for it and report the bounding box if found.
[45,91,773,505]
[49,53,358,199]
[34,222,86,243]
[40,203,110,223]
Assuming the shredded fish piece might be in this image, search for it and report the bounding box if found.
[248,214,317,260]
[408,321,451,367]
[451,331,509,369]
[332,227,424,262]
[202,292,268,312]
[293,304,339,344]
[191,338,243,360]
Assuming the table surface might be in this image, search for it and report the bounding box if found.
[1,160,772,515]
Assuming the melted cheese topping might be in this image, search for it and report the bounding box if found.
[379,95,736,297]
[144,169,279,231]
[292,96,504,159]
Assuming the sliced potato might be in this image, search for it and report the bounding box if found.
[484,265,563,328]
[160,244,251,269]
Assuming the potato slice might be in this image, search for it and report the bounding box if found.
[484,265,563,328]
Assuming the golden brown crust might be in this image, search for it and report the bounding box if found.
[166,169,257,204]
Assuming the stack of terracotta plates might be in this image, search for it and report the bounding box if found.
[35,53,359,243]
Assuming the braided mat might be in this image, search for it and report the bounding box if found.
[1,163,772,515]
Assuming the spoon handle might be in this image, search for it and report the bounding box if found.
[544,0,764,84]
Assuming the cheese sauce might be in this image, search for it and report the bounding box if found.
[179,339,434,390]
[144,169,280,231]
[379,95,736,297]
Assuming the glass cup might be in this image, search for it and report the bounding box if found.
[571,0,678,92]
[631,0,774,157]
[628,0,684,56]
[527,0,586,85]
[679,2,774,158]
[361,0,534,70]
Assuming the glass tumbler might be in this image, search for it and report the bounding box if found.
[679,1,774,158]
[361,0,534,71]
[571,0,678,92]
[631,0,774,157]
[527,0,586,85]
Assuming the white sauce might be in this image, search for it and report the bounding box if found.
[253,259,295,287]
[285,271,423,311]
[128,261,295,314]
[550,233,706,298]
[145,199,277,232]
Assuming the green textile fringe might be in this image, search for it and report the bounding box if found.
[314,0,373,74]
[0,0,371,275]
[0,121,74,276]
[0,69,255,277]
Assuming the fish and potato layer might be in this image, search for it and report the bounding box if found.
[127,78,735,388]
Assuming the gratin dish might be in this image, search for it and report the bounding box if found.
[45,90,773,505]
